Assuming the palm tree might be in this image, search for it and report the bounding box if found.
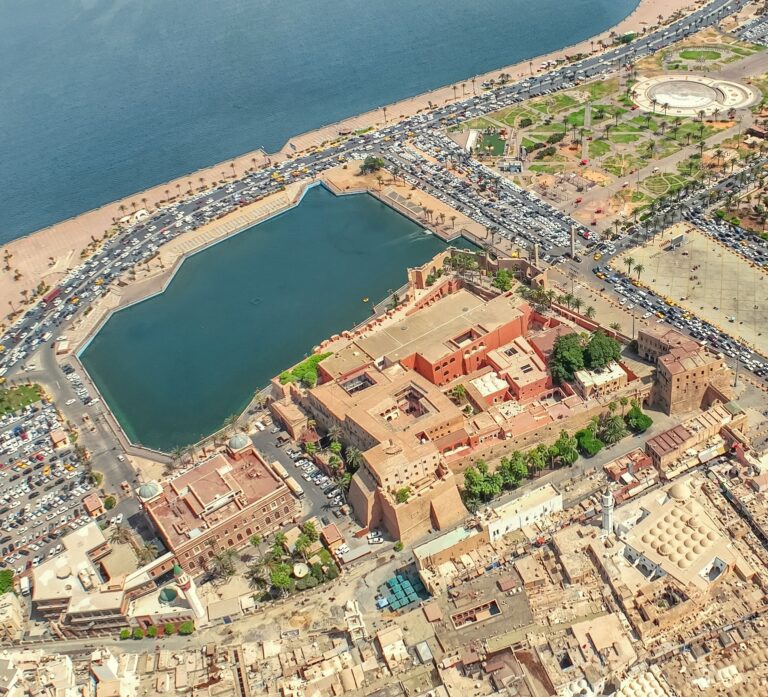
[137,542,158,565]
[619,396,629,415]
[609,321,622,334]
[585,305,596,319]
[328,425,342,442]
[109,524,133,545]
[208,549,239,580]
[572,297,583,314]
[624,256,634,277]
[345,446,363,472]
[634,263,645,280]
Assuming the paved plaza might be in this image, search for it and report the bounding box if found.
[627,226,768,356]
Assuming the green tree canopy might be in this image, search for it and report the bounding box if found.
[492,269,514,292]
[395,487,411,504]
[0,570,14,595]
[576,427,604,457]
[584,332,621,370]
[360,156,386,174]
[626,404,653,432]
[550,333,586,383]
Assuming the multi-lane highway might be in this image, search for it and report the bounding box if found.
[0,0,748,391]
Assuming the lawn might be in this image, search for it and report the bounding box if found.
[464,117,496,130]
[566,108,586,128]
[551,93,579,111]
[500,106,536,127]
[589,140,611,157]
[585,78,619,102]
[0,385,41,416]
[603,153,647,177]
[642,172,687,196]
[529,163,566,173]
[477,133,506,156]
[679,49,721,61]
[609,132,641,143]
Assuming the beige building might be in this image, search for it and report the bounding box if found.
[573,361,627,400]
[0,593,24,642]
[639,327,732,414]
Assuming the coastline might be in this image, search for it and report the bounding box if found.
[0,0,701,321]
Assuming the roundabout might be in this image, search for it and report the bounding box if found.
[632,74,759,117]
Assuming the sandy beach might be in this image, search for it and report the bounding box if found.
[0,0,708,325]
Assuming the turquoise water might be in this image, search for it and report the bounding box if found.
[79,186,458,450]
[0,0,639,242]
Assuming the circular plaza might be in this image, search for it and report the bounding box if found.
[632,74,759,117]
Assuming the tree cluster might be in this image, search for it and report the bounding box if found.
[549,332,621,383]
[279,352,332,387]
[360,156,385,174]
[492,268,513,292]
[462,431,578,509]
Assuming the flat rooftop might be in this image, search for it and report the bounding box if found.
[489,484,561,520]
[147,448,287,549]
[356,289,523,364]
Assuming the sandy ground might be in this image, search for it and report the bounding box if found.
[0,0,702,326]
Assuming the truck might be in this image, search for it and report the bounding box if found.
[42,288,62,305]
[19,576,30,596]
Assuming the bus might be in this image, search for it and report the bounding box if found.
[285,476,304,499]
[271,461,289,480]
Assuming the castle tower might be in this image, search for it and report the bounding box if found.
[602,490,614,536]
[174,563,205,620]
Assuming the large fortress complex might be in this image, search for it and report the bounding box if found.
[269,250,734,543]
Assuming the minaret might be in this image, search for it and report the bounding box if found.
[533,242,540,267]
[602,490,614,536]
[174,563,205,620]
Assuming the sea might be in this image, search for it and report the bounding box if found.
[0,0,638,244]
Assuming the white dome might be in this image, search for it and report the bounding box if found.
[668,481,691,501]
[228,433,249,451]
[138,481,162,500]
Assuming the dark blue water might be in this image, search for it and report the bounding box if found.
[0,0,638,243]
[79,186,460,450]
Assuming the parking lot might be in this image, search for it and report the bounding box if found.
[627,225,768,357]
[0,397,95,578]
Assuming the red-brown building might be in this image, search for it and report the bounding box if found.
[143,442,298,574]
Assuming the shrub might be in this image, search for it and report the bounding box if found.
[178,621,195,636]
[132,627,144,640]
[626,405,653,433]
[393,541,404,552]
[104,496,116,510]
[164,623,176,635]
[120,629,131,640]
[0,570,14,595]
[146,625,157,638]
[576,428,604,457]
[520,117,533,128]
[324,565,340,581]
[296,576,319,590]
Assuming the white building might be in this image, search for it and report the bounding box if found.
[485,484,562,542]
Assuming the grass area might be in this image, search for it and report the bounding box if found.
[679,49,722,61]
[603,153,647,178]
[585,78,619,102]
[551,93,579,111]
[477,132,506,156]
[566,108,586,128]
[589,140,611,157]
[522,137,538,150]
[0,385,41,416]
[642,173,686,196]
[537,122,567,133]
[609,132,640,143]
[529,163,566,173]
[499,106,536,127]
[464,117,496,130]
